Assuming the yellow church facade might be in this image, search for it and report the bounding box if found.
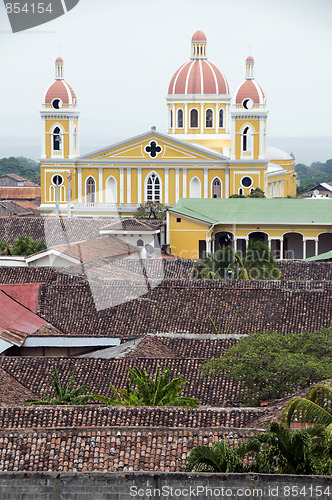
[39,31,296,218]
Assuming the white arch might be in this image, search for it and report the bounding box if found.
[219,108,224,128]
[189,108,199,128]
[177,108,184,128]
[50,123,64,155]
[106,176,117,203]
[211,177,222,198]
[190,176,201,198]
[205,108,214,128]
[144,171,162,203]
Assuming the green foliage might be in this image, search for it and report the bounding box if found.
[201,329,332,406]
[247,187,265,198]
[295,159,332,193]
[280,383,332,432]
[94,365,199,407]
[0,236,46,256]
[185,423,332,475]
[242,422,329,475]
[0,156,40,184]
[25,368,94,405]
[229,194,246,198]
[134,201,169,220]
[183,439,244,472]
[193,240,281,281]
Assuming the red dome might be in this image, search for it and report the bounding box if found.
[235,80,265,105]
[168,59,229,95]
[44,79,76,105]
[55,56,63,63]
[192,30,207,42]
[246,56,254,63]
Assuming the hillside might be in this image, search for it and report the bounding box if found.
[0,157,40,185]
[295,159,332,193]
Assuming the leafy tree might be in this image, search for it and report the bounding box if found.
[229,193,246,198]
[247,187,265,198]
[295,159,332,193]
[243,422,327,475]
[184,440,244,473]
[94,365,199,407]
[12,236,46,256]
[201,330,332,406]
[134,201,169,220]
[280,383,332,433]
[0,240,12,255]
[193,246,235,279]
[25,367,94,405]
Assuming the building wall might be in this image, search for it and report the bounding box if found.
[0,472,330,500]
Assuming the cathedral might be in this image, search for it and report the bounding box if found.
[39,30,297,218]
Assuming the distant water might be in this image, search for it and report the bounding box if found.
[0,135,331,166]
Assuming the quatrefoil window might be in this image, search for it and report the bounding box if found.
[145,140,162,158]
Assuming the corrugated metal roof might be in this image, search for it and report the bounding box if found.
[0,329,27,346]
[170,198,332,225]
[0,283,43,312]
[0,290,45,337]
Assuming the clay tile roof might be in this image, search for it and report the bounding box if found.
[45,79,76,105]
[0,187,41,200]
[101,218,159,232]
[168,59,229,95]
[0,368,36,406]
[235,79,265,104]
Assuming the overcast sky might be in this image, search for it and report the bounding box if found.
[0,0,331,163]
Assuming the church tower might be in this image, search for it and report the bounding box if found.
[231,56,268,160]
[167,31,231,155]
[41,57,79,160]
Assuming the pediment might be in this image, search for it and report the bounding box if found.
[78,131,227,162]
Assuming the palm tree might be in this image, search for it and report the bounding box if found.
[183,440,244,473]
[194,240,280,280]
[25,367,94,405]
[0,240,12,255]
[242,421,325,475]
[94,366,199,407]
[12,236,46,256]
[279,383,332,433]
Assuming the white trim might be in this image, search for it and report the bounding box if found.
[144,170,162,203]
[183,168,187,198]
[77,166,82,203]
[26,249,79,265]
[171,61,190,94]
[164,168,169,204]
[176,108,184,129]
[211,176,222,198]
[175,168,180,202]
[127,168,131,203]
[105,175,117,203]
[98,167,103,203]
[189,107,199,129]
[184,61,194,94]
[137,168,142,203]
[120,168,124,203]
[23,337,121,348]
[205,107,214,129]
[189,176,201,198]
[85,174,96,204]
[204,168,208,198]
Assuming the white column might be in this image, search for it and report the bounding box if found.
[200,103,205,133]
[164,168,169,204]
[184,103,188,134]
[204,168,208,198]
[137,168,142,203]
[98,167,103,204]
[225,168,230,198]
[175,168,180,202]
[215,103,218,134]
[267,237,272,252]
[120,168,124,204]
[303,238,306,260]
[172,104,175,134]
[183,168,187,198]
[226,103,230,134]
[77,166,82,203]
[68,117,74,158]
[230,117,236,159]
[41,117,46,158]
[258,118,264,159]
[280,238,284,260]
[206,237,211,253]
[315,238,319,256]
[127,168,131,204]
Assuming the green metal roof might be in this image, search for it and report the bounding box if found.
[305,250,332,262]
[169,198,332,225]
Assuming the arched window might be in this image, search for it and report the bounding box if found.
[190,177,201,198]
[53,126,62,151]
[212,178,221,198]
[219,109,224,128]
[190,108,199,128]
[106,176,117,203]
[86,176,95,204]
[169,109,173,128]
[146,172,161,202]
[205,109,213,128]
[177,109,183,128]
[242,126,253,153]
[238,188,243,196]
[137,239,144,247]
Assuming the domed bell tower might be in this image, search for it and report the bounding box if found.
[41,57,79,160]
